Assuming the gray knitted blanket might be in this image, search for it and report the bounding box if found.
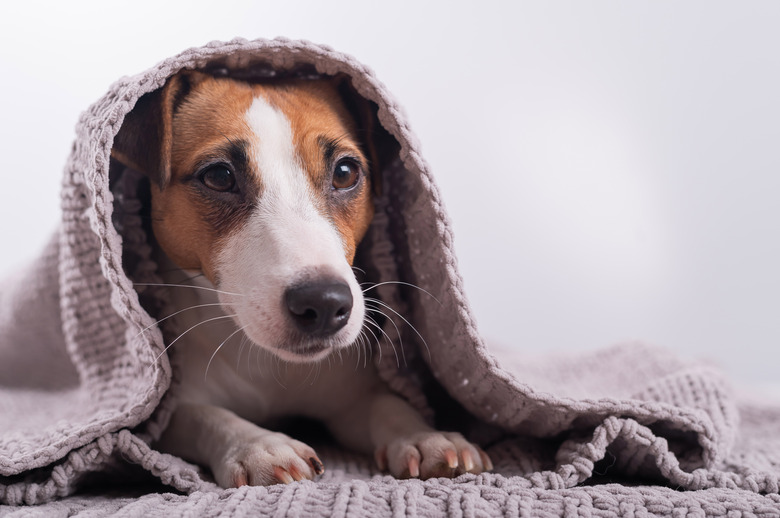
[1,38,778,516]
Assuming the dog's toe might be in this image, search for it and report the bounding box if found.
[214,432,324,487]
[380,431,491,480]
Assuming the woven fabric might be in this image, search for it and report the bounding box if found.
[0,38,778,515]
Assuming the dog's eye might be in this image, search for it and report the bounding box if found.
[332,160,360,190]
[200,165,236,192]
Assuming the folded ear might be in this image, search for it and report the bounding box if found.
[334,75,398,197]
[111,71,207,189]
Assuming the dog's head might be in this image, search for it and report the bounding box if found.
[113,71,383,362]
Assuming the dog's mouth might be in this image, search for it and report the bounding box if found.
[285,341,332,359]
[294,342,329,354]
[261,334,356,363]
[233,299,365,364]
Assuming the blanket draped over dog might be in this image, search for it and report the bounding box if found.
[1,38,779,516]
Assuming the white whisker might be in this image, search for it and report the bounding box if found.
[365,302,408,366]
[361,317,382,348]
[135,302,225,338]
[236,334,249,372]
[154,313,237,363]
[205,326,246,380]
[134,282,245,297]
[359,325,381,364]
[363,314,398,367]
[362,334,371,367]
[366,297,431,363]
[316,361,323,385]
[302,361,318,387]
[253,342,265,381]
[362,281,441,306]
[358,331,372,366]
[369,326,382,364]
[271,353,286,389]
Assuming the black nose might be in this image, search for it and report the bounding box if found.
[285,279,353,336]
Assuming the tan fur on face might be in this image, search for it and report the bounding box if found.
[150,74,374,282]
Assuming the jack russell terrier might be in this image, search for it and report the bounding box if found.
[112,70,492,487]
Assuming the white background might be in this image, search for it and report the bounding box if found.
[0,1,777,387]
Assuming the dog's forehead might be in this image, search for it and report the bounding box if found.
[252,81,355,138]
[170,78,254,174]
[171,77,361,182]
[246,82,363,181]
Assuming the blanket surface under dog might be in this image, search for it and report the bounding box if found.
[1,38,779,516]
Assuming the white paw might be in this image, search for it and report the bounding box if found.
[375,431,492,479]
[213,431,325,487]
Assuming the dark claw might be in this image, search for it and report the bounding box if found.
[309,456,325,475]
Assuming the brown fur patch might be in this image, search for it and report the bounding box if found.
[150,75,257,281]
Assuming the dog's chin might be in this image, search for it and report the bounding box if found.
[240,321,362,364]
[259,338,355,364]
[268,343,339,364]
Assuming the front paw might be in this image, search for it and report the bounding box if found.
[375,431,493,479]
[214,431,325,488]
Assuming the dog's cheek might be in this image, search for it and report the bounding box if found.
[334,193,374,265]
[150,188,211,274]
[354,199,375,251]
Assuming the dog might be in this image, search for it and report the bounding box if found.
[111,70,492,487]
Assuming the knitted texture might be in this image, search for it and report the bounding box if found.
[0,38,778,515]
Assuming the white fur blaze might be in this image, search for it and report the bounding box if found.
[215,94,365,362]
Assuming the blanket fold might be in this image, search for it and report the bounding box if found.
[1,38,778,515]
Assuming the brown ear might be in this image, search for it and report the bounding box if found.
[335,75,397,197]
[111,71,206,189]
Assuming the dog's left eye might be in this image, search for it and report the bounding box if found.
[200,165,236,192]
[332,160,360,190]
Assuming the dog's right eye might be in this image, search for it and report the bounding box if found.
[200,165,237,192]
